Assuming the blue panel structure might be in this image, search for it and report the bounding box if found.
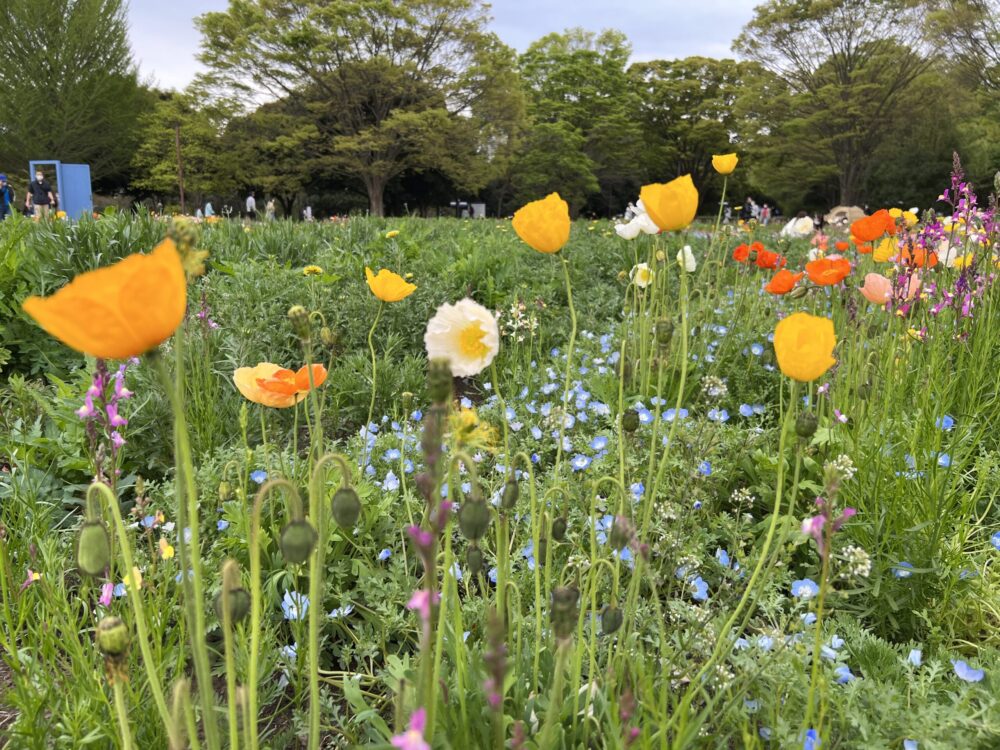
[27,160,93,219]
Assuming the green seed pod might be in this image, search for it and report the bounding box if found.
[218,480,232,502]
[466,545,484,576]
[287,305,310,339]
[655,319,673,349]
[320,326,338,350]
[501,480,519,510]
[550,586,579,642]
[537,537,548,566]
[795,411,818,439]
[788,285,809,299]
[331,487,362,529]
[77,520,111,577]
[551,516,568,541]
[458,498,491,541]
[609,518,630,551]
[857,381,872,399]
[622,410,640,433]
[96,616,130,657]
[214,588,251,624]
[601,605,624,635]
[427,359,453,404]
[280,520,318,564]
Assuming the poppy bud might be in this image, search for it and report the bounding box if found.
[466,545,484,576]
[788,285,809,299]
[96,616,130,657]
[550,586,579,641]
[622,410,640,433]
[537,536,548,565]
[287,305,310,339]
[218,480,232,502]
[655,319,673,349]
[427,359,452,404]
[501,480,519,510]
[77,520,111,577]
[280,520,318,564]
[601,605,623,635]
[134,475,145,498]
[214,587,251,623]
[331,487,361,529]
[656,250,666,262]
[617,270,627,282]
[609,518,630,551]
[320,326,338,350]
[551,516,567,541]
[857,381,872,399]
[796,411,818,439]
[401,391,414,410]
[458,498,491,541]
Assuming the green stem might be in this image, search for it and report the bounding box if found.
[803,537,833,731]
[112,679,135,750]
[553,254,578,482]
[221,587,240,750]
[364,302,385,469]
[539,640,570,748]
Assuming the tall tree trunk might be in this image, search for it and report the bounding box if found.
[365,176,386,217]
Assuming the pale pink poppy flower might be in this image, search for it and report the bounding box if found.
[859,273,892,304]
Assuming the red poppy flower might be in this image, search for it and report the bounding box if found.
[733,244,750,263]
[756,248,786,270]
[850,209,896,243]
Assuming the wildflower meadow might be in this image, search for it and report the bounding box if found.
[0,157,998,750]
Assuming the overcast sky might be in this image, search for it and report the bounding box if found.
[127,0,759,91]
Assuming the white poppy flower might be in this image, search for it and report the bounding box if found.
[424,298,500,377]
[630,263,654,288]
[677,245,697,272]
[615,218,643,240]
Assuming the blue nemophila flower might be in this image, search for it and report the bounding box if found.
[759,727,772,741]
[488,567,498,583]
[540,402,553,417]
[802,728,820,750]
[715,548,731,567]
[570,454,592,471]
[829,634,845,649]
[365,464,376,477]
[791,579,820,599]
[328,604,354,619]
[521,540,536,570]
[750,343,764,356]
[505,407,516,421]
[692,500,703,510]
[936,452,951,468]
[707,408,729,423]
[801,612,817,625]
[698,460,712,476]
[734,637,750,650]
[530,426,542,440]
[630,482,644,500]
[893,561,914,578]
[382,471,400,491]
[378,548,391,561]
[991,531,1000,551]
[113,583,127,598]
[450,561,463,581]
[590,435,609,451]
[410,409,422,422]
[908,649,922,667]
[903,740,918,750]
[281,590,309,620]
[594,515,614,545]
[936,415,955,430]
[541,382,558,395]
[834,665,855,683]
[281,643,297,663]
[663,407,689,421]
[403,459,414,474]
[757,635,774,651]
[952,659,985,682]
[384,448,401,461]
[638,408,653,425]
[690,576,709,602]
[743,697,760,713]
[739,404,754,417]
[141,515,157,529]
[250,469,268,485]
[217,520,230,531]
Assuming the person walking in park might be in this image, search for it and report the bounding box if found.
[0,175,15,220]
[265,198,275,221]
[246,191,257,220]
[26,169,54,218]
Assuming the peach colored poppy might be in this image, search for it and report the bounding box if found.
[234,363,327,408]
[859,273,892,304]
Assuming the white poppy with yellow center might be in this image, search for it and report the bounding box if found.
[630,263,654,288]
[424,298,500,377]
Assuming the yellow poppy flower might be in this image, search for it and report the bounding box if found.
[639,175,699,232]
[512,193,571,254]
[158,537,175,560]
[365,267,416,302]
[773,312,837,382]
[712,153,739,175]
[888,207,918,227]
[22,239,186,359]
[124,566,143,590]
[873,237,896,263]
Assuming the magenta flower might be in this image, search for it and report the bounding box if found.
[391,707,429,750]
[99,581,114,607]
[406,589,439,624]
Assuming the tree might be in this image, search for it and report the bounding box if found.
[928,0,1000,90]
[736,0,934,205]
[509,121,599,212]
[196,0,521,216]
[131,93,236,209]
[519,29,643,215]
[629,57,749,203]
[0,0,144,186]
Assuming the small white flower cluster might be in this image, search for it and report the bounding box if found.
[730,487,755,506]
[825,454,857,483]
[840,545,872,579]
[701,375,729,400]
[497,300,539,342]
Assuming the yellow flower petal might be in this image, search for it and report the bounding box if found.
[639,175,699,232]
[365,267,417,302]
[773,312,837,382]
[512,193,571,254]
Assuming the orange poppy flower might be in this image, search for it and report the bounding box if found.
[834,241,849,252]
[755,248,786,270]
[899,246,938,268]
[806,257,852,286]
[733,244,750,263]
[850,209,896,243]
[22,239,186,359]
[765,269,804,295]
[234,363,327,408]
[857,243,873,255]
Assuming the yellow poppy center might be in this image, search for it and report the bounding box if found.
[458,323,488,359]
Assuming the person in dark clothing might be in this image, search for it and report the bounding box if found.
[26,170,54,218]
[0,175,14,220]
[740,196,754,222]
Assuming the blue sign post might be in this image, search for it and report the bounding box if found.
[28,160,93,219]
